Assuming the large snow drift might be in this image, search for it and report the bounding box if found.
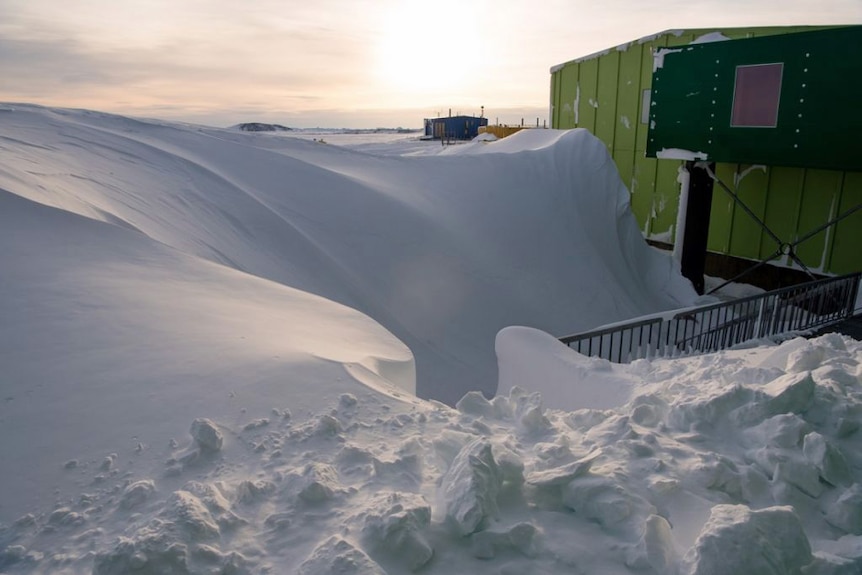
[8,105,862,575]
[0,104,695,406]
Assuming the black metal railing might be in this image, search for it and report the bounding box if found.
[559,272,861,363]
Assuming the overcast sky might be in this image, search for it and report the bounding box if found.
[1,0,859,128]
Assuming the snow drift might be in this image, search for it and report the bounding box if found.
[8,104,861,575]
[0,104,695,407]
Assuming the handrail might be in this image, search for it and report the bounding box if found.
[560,272,861,363]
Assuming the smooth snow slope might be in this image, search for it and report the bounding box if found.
[0,185,415,524]
[0,104,695,405]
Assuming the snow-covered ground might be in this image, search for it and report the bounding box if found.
[1,103,861,574]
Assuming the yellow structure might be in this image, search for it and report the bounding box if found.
[478,125,533,139]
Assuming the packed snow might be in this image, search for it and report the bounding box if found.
[2,103,862,574]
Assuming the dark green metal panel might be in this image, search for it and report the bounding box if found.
[647,26,862,171]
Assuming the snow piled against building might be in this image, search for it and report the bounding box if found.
[0,104,696,406]
[2,104,862,574]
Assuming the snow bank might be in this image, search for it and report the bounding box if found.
[7,105,860,574]
[496,326,634,410]
[0,186,414,523]
[2,334,861,574]
[0,105,696,406]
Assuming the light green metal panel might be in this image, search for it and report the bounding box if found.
[613,149,643,227]
[759,166,804,260]
[595,51,621,150]
[632,154,659,235]
[615,45,643,153]
[728,164,770,260]
[578,58,599,134]
[796,170,844,270]
[631,38,669,240]
[614,149,635,191]
[830,172,862,274]
[556,64,580,129]
[550,70,558,128]
[651,161,682,240]
[707,174,735,254]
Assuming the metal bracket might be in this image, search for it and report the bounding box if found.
[698,163,861,295]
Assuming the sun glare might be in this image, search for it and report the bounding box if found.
[374,0,487,99]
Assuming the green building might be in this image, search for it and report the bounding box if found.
[550,26,862,292]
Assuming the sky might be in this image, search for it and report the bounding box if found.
[1,0,860,128]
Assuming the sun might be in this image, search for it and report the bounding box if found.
[373,0,487,98]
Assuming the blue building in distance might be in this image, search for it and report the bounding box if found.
[424,114,488,140]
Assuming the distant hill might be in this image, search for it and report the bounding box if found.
[233,122,293,132]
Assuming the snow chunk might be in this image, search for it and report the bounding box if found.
[456,391,495,418]
[234,479,276,504]
[241,418,269,431]
[164,491,221,539]
[562,475,655,530]
[298,462,342,504]
[181,481,243,529]
[668,383,754,431]
[298,537,385,575]
[190,418,223,453]
[764,372,815,415]
[625,514,677,571]
[471,522,540,559]
[359,492,433,571]
[508,386,552,435]
[0,546,28,570]
[786,343,828,373]
[93,532,190,575]
[120,480,156,510]
[372,437,423,482]
[526,449,601,487]
[747,413,809,448]
[825,485,862,534]
[339,393,358,408]
[656,148,708,161]
[439,438,502,536]
[803,432,852,487]
[47,507,85,527]
[691,32,731,44]
[804,551,860,574]
[773,458,824,499]
[684,505,812,575]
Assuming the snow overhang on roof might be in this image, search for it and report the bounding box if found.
[549,29,688,73]
[548,26,833,73]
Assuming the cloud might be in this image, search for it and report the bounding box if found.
[1,0,859,127]
[0,31,369,112]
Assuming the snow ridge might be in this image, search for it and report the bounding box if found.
[0,104,695,404]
